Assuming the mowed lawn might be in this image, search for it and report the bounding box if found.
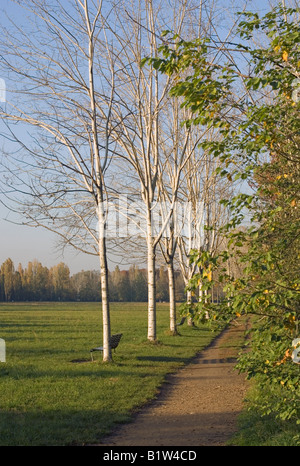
[0,302,218,446]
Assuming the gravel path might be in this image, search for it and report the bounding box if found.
[98,321,249,447]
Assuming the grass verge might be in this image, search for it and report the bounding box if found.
[229,392,300,446]
[226,317,300,447]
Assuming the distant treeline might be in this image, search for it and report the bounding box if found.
[0,258,185,303]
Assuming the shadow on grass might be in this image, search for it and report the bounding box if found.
[136,355,190,364]
[0,363,158,380]
[0,407,130,446]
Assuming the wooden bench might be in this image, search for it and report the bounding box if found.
[90,333,123,361]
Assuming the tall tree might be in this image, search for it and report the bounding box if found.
[128,265,148,302]
[0,258,15,302]
[0,0,117,360]
[71,270,101,301]
[50,262,72,301]
[103,0,209,340]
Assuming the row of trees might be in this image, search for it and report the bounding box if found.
[0,258,186,303]
[0,0,236,360]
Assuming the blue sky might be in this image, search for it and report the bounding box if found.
[0,0,282,274]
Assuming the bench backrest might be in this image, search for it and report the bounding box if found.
[110,333,123,349]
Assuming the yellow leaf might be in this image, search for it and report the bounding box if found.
[291,199,296,207]
[282,51,288,62]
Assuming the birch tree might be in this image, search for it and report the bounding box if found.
[156,102,198,334]
[0,0,116,361]
[102,0,203,340]
[135,0,248,332]
[174,128,233,324]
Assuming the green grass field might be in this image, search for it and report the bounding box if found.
[0,302,219,446]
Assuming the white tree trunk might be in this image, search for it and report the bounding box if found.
[167,260,177,335]
[147,211,156,341]
[98,201,112,362]
[186,288,195,327]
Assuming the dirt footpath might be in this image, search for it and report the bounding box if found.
[98,321,249,447]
